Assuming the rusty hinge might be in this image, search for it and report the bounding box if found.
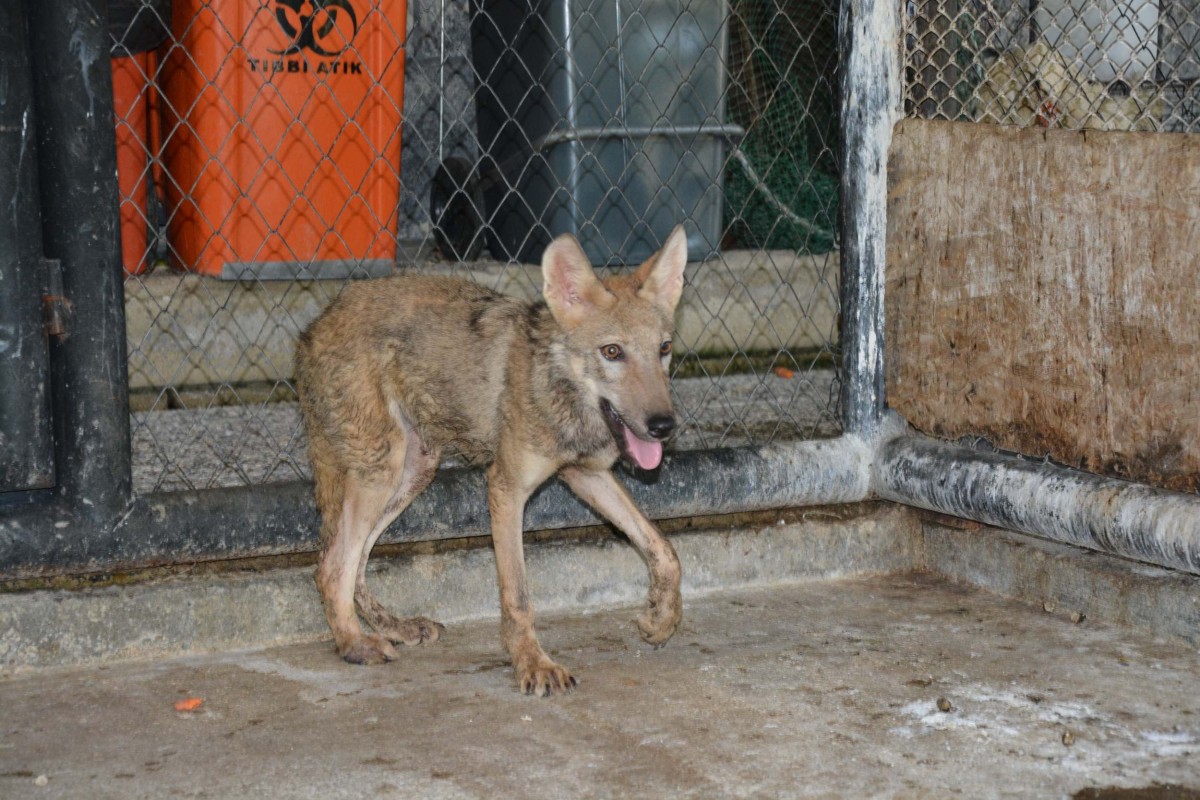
[41,257,71,339]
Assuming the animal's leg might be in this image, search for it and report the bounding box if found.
[559,466,682,646]
[488,458,575,696]
[316,470,404,665]
[354,419,444,646]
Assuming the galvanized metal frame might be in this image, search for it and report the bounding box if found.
[875,433,1200,576]
[837,0,901,439]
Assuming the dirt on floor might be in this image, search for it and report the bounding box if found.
[2,574,1198,799]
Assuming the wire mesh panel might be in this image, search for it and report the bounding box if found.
[904,0,1200,131]
[110,0,842,496]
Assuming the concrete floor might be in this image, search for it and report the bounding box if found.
[3,574,1198,799]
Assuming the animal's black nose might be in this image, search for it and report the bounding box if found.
[646,414,676,440]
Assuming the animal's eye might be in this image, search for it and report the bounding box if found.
[660,340,672,356]
[600,344,624,361]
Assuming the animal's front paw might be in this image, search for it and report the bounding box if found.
[378,616,445,647]
[636,590,682,647]
[515,656,577,697]
[339,633,399,665]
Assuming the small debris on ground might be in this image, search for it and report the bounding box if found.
[174,697,204,712]
[34,775,48,787]
[773,367,795,379]
[936,697,953,713]
[1062,730,1075,746]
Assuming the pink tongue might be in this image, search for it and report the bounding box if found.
[623,426,664,470]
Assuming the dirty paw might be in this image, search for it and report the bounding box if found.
[378,616,445,647]
[636,601,681,648]
[516,658,577,697]
[340,633,399,665]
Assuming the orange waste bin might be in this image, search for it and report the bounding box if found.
[113,52,152,276]
[161,0,406,278]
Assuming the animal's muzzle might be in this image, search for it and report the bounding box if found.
[645,414,676,440]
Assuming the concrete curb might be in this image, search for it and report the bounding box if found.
[7,504,1197,673]
[922,517,1200,647]
[1,504,916,672]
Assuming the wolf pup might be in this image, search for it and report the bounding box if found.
[294,227,687,696]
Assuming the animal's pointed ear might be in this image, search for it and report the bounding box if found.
[635,225,688,315]
[542,233,611,328]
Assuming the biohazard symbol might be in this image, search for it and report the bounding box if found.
[269,0,359,57]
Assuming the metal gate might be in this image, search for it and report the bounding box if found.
[1,0,869,578]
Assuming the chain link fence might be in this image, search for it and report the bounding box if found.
[904,0,1200,132]
[108,0,842,496]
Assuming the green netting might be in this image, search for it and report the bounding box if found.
[725,0,840,253]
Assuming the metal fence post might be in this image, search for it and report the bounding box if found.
[837,0,901,438]
[26,0,132,519]
[0,0,55,493]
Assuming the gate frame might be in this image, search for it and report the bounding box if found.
[0,0,883,579]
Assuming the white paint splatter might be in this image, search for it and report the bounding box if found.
[67,31,98,119]
[9,108,31,227]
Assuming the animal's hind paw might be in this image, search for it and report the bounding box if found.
[339,633,399,665]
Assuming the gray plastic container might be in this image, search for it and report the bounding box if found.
[471,0,737,265]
